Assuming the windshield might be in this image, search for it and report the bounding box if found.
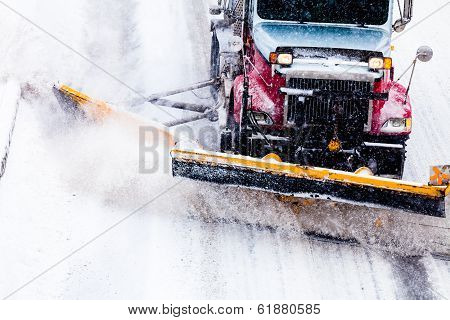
[257,0,391,26]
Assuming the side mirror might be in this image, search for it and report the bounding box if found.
[416,46,433,63]
[393,19,408,32]
[209,5,222,15]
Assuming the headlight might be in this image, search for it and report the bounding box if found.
[269,52,293,66]
[277,53,293,65]
[381,118,412,133]
[369,57,392,70]
[249,112,273,125]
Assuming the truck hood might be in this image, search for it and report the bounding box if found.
[253,22,391,61]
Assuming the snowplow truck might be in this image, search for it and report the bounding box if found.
[53,0,449,217]
[172,0,449,217]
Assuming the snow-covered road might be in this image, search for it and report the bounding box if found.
[0,0,449,299]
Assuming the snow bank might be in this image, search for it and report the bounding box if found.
[0,79,21,180]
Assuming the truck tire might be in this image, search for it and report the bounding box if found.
[364,138,408,179]
[220,91,239,153]
[383,146,407,179]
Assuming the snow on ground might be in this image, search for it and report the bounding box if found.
[0,0,449,299]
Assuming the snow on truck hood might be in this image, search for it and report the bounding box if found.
[253,22,391,61]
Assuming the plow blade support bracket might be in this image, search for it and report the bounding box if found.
[146,79,218,102]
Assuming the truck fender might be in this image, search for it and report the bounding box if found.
[371,82,412,134]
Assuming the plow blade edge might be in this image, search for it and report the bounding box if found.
[171,149,449,218]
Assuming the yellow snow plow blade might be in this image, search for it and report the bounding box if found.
[53,84,176,146]
[53,84,113,121]
[171,149,449,218]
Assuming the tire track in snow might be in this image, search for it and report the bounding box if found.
[391,256,438,299]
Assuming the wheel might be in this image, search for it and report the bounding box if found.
[362,137,408,179]
[382,146,407,179]
[220,90,239,153]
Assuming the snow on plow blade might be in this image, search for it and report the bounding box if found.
[171,149,449,218]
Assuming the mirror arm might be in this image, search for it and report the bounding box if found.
[391,46,432,104]
[403,0,413,20]
[403,58,418,105]
[395,59,416,83]
[393,0,413,32]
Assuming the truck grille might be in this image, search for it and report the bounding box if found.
[287,78,371,125]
